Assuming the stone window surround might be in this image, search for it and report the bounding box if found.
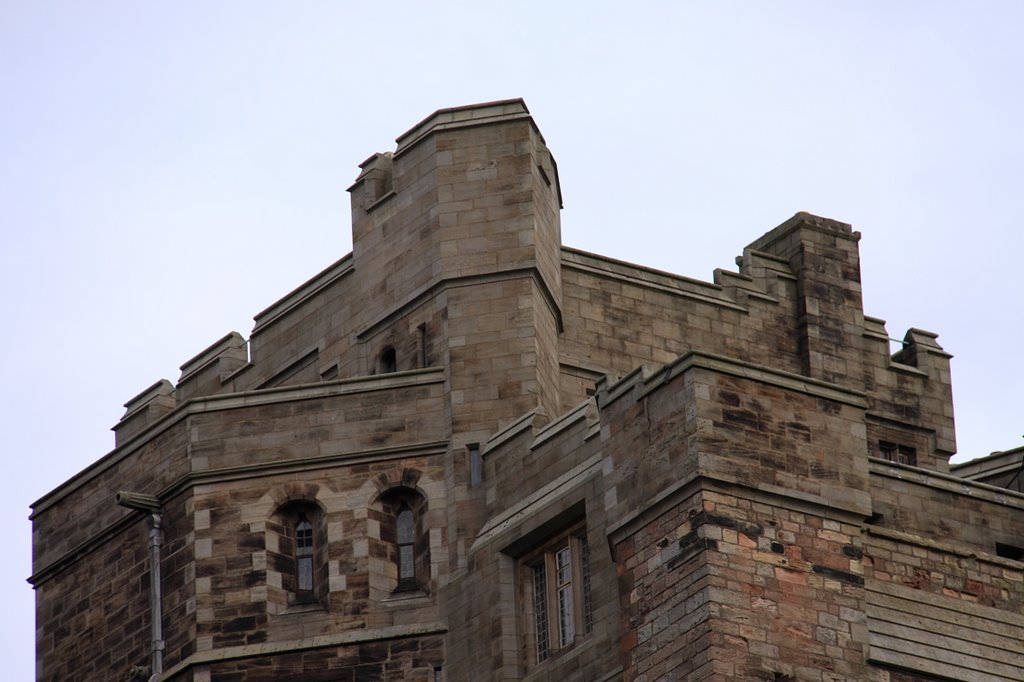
[519,518,593,665]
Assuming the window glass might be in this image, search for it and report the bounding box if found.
[397,505,415,583]
[533,564,549,661]
[525,526,593,664]
[296,515,314,592]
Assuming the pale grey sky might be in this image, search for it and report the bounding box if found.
[3,3,1022,677]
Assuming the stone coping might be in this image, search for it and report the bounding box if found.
[951,446,1024,480]
[177,331,246,384]
[121,379,175,419]
[252,253,353,333]
[869,456,1024,510]
[561,246,750,313]
[746,211,860,254]
[596,350,868,411]
[394,98,532,155]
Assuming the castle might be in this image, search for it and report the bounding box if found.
[30,100,1024,681]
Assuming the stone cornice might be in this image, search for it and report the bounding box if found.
[393,99,534,157]
[160,622,447,680]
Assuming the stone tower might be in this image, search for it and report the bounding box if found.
[31,101,1023,682]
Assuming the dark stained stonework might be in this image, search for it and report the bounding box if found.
[31,100,1023,681]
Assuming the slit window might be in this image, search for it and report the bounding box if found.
[378,346,397,374]
[469,444,482,488]
[996,542,1024,561]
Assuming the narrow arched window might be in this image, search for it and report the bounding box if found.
[374,488,430,595]
[295,514,314,593]
[269,501,326,610]
[397,503,415,588]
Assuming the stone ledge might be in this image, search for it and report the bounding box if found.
[606,475,870,549]
[869,457,1024,511]
[160,622,447,679]
[864,524,1024,571]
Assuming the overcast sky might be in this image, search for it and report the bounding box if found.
[3,2,1022,677]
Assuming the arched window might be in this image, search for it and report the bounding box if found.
[378,346,397,374]
[295,514,314,593]
[373,488,430,595]
[268,501,327,609]
[397,503,415,588]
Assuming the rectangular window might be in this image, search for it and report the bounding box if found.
[556,546,574,646]
[533,563,550,661]
[879,441,917,466]
[525,527,593,664]
[996,542,1024,561]
[469,444,482,488]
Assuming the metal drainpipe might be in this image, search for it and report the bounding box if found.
[147,512,165,682]
[115,491,164,681]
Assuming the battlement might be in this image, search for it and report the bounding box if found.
[114,200,956,469]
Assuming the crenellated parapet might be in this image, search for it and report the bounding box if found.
[176,331,248,401]
[113,379,177,446]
